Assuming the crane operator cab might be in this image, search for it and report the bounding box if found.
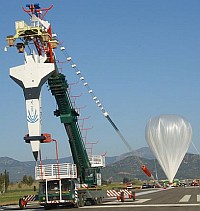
[38,178,78,208]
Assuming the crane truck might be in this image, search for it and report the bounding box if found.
[6,3,107,209]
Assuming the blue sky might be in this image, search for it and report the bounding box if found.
[1,0,200,161]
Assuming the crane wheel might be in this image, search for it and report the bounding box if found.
[79,193,84,207]
[120,191,125,202]
[19,198,26,209]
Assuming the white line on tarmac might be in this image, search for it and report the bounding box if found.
[104,199,150,204]
[135,187,171,196]
[133,199,151,203]
[197,194,200,202]
[179,195,191,203]
[81,203,200,208]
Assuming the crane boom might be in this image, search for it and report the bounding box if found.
[48,70,91,182]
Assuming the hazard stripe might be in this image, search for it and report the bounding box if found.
[107,190,133,197]
[24,195,36,202]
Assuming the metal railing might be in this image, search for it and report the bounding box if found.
[35,163,77,180]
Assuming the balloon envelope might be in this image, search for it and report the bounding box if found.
[145,115,192,184]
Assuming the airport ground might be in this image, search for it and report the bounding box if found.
[1,186,200,211]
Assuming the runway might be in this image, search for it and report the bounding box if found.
[1,186,200,211]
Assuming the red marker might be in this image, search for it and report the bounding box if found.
[141,165,163,188]
[141,165,152,178]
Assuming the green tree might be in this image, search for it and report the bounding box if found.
[123,177,130,184]
[27,176,34,186]
[0,170,10,193]
[0,173,3,192]
[22,175,28,184]
[22,175,34,186]
[18,182,22,189]
[4,169,9,192]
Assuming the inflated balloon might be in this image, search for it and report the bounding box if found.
[145,115,192,184]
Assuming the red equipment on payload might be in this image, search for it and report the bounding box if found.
[141,165,162,188]
[141,165,152,178]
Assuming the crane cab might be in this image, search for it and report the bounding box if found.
[38,178,78,209]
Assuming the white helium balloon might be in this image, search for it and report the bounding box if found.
[145,115,192,184]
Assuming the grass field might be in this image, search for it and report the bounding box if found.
[0,183,38,206]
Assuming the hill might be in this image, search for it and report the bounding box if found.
[1,147,200,182]
[101,153,200,182]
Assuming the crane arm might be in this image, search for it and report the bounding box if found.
[48,68,91,183]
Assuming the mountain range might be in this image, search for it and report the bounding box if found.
[0,147,200,182]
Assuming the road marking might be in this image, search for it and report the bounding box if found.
[197,194,200,202]
[133,199,151,203]
[81,203,200,208]
[136,188,167,196]
[179,195,191,203]
[104,198,150,204]
[0,205,40,210]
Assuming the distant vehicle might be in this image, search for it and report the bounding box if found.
[142,183,154,189]
[126,183,133,189]
[191,181,199,186]
[163,179,180,187]
[179,183,187,187]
